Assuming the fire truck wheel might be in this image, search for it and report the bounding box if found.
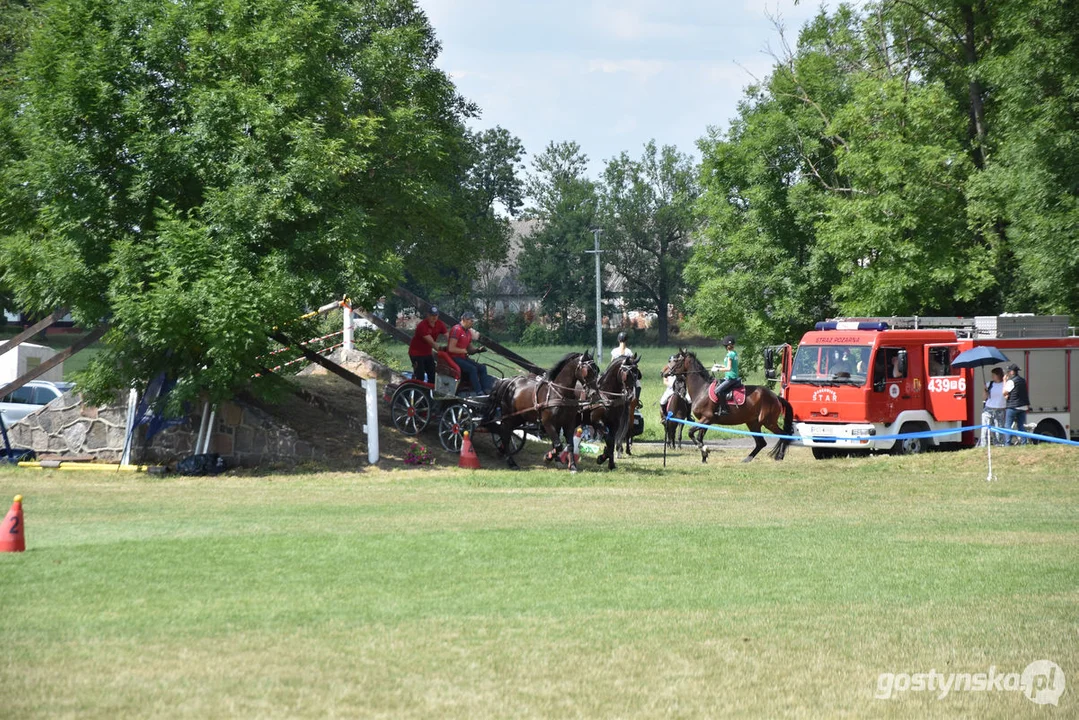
[891,423,927,455]
[1032,420,1065,445]
[811,448,837,460]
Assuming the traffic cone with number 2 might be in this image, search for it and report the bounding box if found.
[459,431,481,469]
[1,495,25,553]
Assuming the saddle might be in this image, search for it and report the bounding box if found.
[708,380,745,406]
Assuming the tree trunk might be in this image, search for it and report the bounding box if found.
[961,2,988,169]
[656,290,670,345]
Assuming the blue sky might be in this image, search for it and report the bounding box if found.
[418,0,835,179]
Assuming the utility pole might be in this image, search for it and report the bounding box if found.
[586,228,603,360]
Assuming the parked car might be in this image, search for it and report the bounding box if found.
[0,380,74,425]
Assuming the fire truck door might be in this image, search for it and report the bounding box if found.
[925,343,967,422]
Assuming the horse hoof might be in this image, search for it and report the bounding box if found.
[742,456,754,463]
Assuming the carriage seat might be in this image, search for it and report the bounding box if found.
[435,351,474,394]
[436,351,461,380]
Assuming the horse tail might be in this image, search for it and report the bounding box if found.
[769,393,795,460]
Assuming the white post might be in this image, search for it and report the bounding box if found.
[120,387,138,466]
[194,400,210,455]
[588,229,603,359]
[200,405,217,454]
[363,378,379,464]
[343,300,353,352]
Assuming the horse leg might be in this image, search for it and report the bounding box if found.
[500,422,520,470]
[604,414,620,470]
[744,421,766,462]
[693,413,713,463]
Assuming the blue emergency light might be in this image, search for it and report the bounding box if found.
[814,321,890,331]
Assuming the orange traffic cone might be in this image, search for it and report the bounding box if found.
[459,431,481,469]
[1,495,25,553]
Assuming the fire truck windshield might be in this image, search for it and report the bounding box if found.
[791,345,869,386]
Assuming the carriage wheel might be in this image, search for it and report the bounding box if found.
[491,425,527,456]
[438,404,474,452]
[391,385,432,436]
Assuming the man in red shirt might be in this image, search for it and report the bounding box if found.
[448,311,493,393]
[408,306,447,384]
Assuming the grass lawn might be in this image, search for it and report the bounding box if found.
[1,444,1076,718]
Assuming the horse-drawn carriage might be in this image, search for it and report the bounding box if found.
[385,347,642,472]
[385,349,528,453]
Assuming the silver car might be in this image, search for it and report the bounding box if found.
[0,380,74,425]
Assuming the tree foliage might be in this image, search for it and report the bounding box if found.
[0,0,505,405]
[688,0,1079,349]
[598,141,698,345]
[517,141,599,343]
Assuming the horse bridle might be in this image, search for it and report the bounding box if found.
[664,352,712,381]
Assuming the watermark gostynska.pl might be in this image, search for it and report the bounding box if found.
[876,660,1064,706]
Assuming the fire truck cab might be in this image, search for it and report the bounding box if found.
[774,315,1079,459]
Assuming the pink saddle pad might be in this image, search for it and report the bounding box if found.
[708,381,746,406]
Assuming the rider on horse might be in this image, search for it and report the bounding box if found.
[714,335,740,415]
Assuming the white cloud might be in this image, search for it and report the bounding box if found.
[595,6,694,41]
[587,59,667,81]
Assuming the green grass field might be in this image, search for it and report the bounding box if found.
[1,445,1076,718]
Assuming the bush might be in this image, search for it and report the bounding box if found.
[519,323,553,346]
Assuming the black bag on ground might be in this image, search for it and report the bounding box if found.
[176,453,225,476]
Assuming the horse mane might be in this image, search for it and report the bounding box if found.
[682,350,707,373]
[598,354,626,384]
[546,352,581,380]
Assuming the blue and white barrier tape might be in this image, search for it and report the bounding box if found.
[663,413,1079,448]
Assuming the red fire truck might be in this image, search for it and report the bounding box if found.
[769,315,1079,459]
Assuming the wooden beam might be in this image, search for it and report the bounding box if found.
[0,308,68,359]
[0,324,107,398]
[357,311,412,347]
[270,332,369,391]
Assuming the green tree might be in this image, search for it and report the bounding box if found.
[598,141,698,345]
[687,9,857,347]
[969,0,1079,315]
[517,141,599,343]
[404,125,526,308]
[0,0,480,406]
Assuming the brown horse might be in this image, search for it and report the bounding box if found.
[589,354,640,470]
[489,351,601,471]
[663,377,691,449]
[664,348,793,463]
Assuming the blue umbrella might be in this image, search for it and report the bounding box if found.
[951,345,1010,369]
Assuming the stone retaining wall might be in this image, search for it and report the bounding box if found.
[7,393,326,468]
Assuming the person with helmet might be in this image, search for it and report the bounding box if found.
[714,335,740,415]
[447,311,493,393]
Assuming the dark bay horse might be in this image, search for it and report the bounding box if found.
[489,351,601,471]
[664,376,691,449]
[588,354,640,470]
[664,349,793,463]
